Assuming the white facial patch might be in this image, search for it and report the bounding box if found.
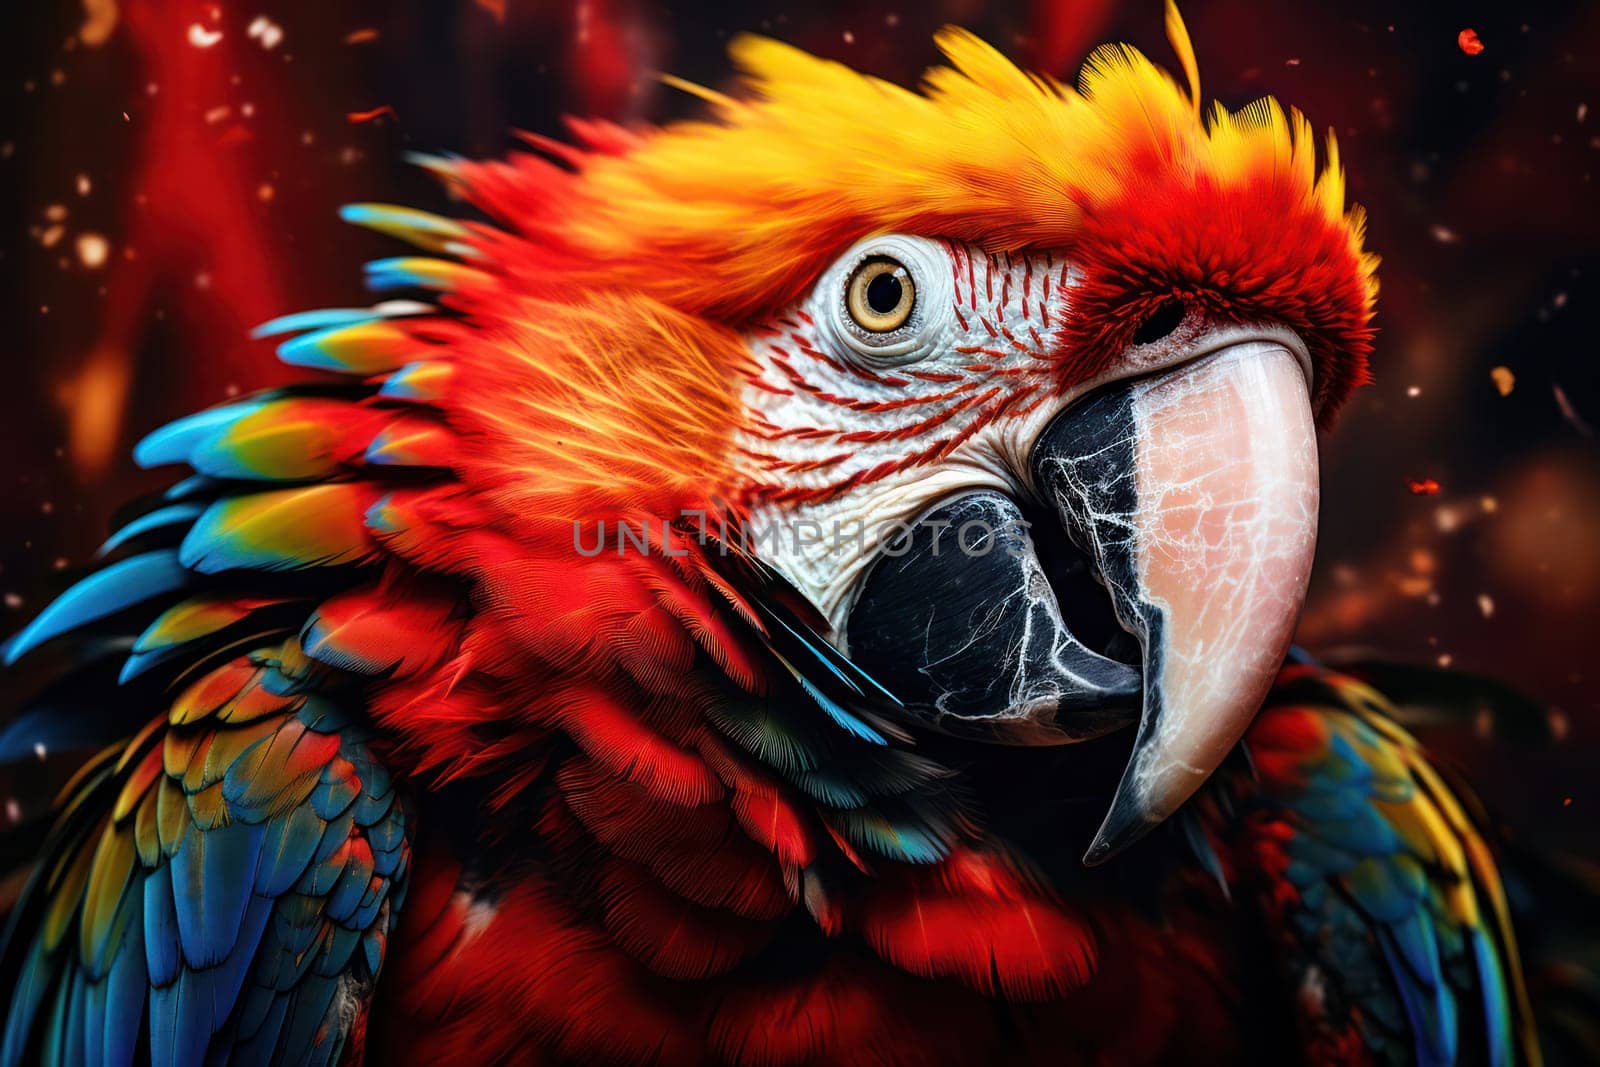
[733,235,1081,633]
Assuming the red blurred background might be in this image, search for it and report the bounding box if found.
[3,0,1598,858]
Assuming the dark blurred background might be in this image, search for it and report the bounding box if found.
[2,0,1597,859]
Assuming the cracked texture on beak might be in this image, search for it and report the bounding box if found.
[1033,340,1320,864]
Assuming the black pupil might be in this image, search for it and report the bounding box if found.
[866,271,904,315]
[1132,298,1185,344]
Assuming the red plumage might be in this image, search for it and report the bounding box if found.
[0,19,1539,1067]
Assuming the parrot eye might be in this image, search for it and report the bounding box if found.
[1132,298,1186,345]
[814,235,951,365]
[846,256,916,333]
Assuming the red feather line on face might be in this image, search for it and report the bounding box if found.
[43,20,1375,1059]
[737,247,1053,505]
[415,17,1376,519]
[429,18,1375,480]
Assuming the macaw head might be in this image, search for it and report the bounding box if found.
[425,3,1376,862]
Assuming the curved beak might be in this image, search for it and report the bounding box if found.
[1031,340,1320,865]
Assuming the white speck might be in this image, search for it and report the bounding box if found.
[247,15,283,50]
[1477,593,1495,618]
[187,23,223,48]
[33,742,47,761]
[76,233,109,268]
[1298,965,1328,1013]
[455,890,498,943]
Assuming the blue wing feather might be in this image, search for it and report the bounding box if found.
[98,504,204,558]
[1,666,409,1065]
[134,404,263,471]
[3,551,190,666]
[1243,663,1533,1065]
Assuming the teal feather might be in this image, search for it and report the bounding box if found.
[179,495,371,575]
[251,300,432,340]
[338,203,474,257]
[311,925,362,978]
[46,965,84,1067]
[1472,929,1515,1067]
[826,804,951,865]
[233,992,291,1065]
[163,475,220,502]
[377,361,445,401]
[371,840,405,881]
[308,766,360,823]
[252,307,375,338]
[1379,926,1459,1066]
[791,768,870,809]
[704,700,823,777]
[278,975,344,1066]
[81,972,107,1067]
[1387,911,1445,987]
[1285,831,1361,874]
[148,975,203,1067]
[181,893,274,1060]
[782,655,887,745]
[171,821,266,968]
[1342,857,1427,924]
[254,804,327,898]
[144,867,181,987]
[1180,811,1231,900]
[3,476,410,1067]
[134,402,261,470]
[1320,731,1369,783]
[100,913,145,1067]
[1,939,53,1067]
[366,809,405,855]
[118,648,183,684]
[1261,687,1523,1066]
[4,551,190,665]
[97,503,203,557]
[1287,782,1369,823]
[363,257,463,293]
[756,594,903,708]
[324,862,371,923]
[274,324,382,374]
[232,977,280,1044]
[363,494,404,536]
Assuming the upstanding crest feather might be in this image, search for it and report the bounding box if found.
[7,12,1543,1067]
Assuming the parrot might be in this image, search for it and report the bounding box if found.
[0,6,1544,1065]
